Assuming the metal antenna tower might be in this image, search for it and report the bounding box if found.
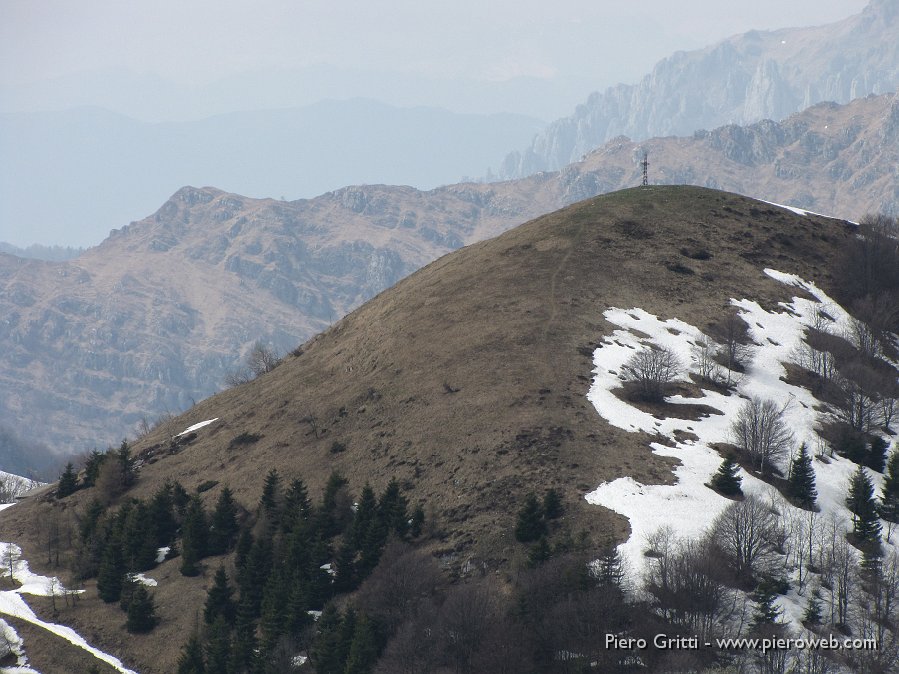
[641,151,649,187]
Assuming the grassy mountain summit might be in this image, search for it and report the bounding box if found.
[0,186,866,672]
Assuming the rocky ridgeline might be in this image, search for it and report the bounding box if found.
[501,0,899,177]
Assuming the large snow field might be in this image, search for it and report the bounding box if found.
[585,268,897,624]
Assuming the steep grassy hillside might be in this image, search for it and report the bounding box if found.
[0,186,862,672]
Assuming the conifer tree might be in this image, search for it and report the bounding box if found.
[846,465,882,545]
[180,496,208,576]
[230,596,258,673]
[595,548,626,591]
[409,506,425,539]
[710,457,742,496]
[126,585,159,633]
[97,541,126,603]
[82,449,105,488]
[260,468,282,526]
[117,440,136,489]
[378,479,409,538]
[176,631,206,674]
[204,566,236,626]
[880,450,899,541]
[149,481,178,548]
[788,443,817,509]
[345,614,380,674]
[802,587,822,626]
[204,616,231,674]
[57,462,78,498]
[333,539,358,593]
[208,486,239,556]
[868,436,889,473]
[259,568,288,652]
[527,536,552,568]
[311,604,348,674]
[543,488,564,520]
[352,485,379,550]
[750,582,783,628]
[282,478,311,533]
[514,493,546,543]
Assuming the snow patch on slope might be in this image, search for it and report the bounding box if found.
[585,269,892,621]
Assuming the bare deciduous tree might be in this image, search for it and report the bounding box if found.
[623,345,682,402]
[225,342,282,387]
[730,397,794,475]
[710,494,779,579]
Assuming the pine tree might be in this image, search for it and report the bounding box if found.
[149,481,178,548]
[82,449,105,487]
[409,506,425,538]
[282,478,311,533]
[204,566,236,626]
[595,548,626,591]
[378,479,409,538]
[802,587,822,626]
[846,465,882,545]
[97,541,125,603]
[333,539,358,593]
[117,440,136,489]
[514,493,546,543]
[868,436,889,473]
[345,614,380,674]
[788,443,817,509]
[527,536,552,568]
[310,604,347,674]
[880,450,899,541]
[126,585,159,633]
[543,488,564,520]
[710,457,743,496]
[230,596,258,673]
[180,495,208,576]
[57,462,78,498]
[260,468,282,526]
[750,581,783,628]
[208,486,239,555]
[352,485,379,550]
[177,631,206,674]
[204,616,231,674]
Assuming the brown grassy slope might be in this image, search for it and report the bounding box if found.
[0,186,857,673]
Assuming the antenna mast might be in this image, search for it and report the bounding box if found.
[641,151,649,187]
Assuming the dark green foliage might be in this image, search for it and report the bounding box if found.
[333,540,358,593]
[97,541,125,603]
[378,479,409,538]
[409,506,425,538]
[803,588,823,626]
[180,495,208,576]
[868,436,889,473]
[57,462,78,498]
[527,536,552,568]
[125,585,159,633]
[595,548,626,591]
[204,566,236,626]
[846,465,882,544]
[281,478,311,534]
[172,482,191,517]
[177,632,206,674]
[208,486,239,555]
[880,450,899,535]
[204,616,231,674]
[230,596,259,673]
[542,488,564,519]
[259,568,288,651]
[117,440,137,489]
[260,468,282,526]
[82,450,106,488]
[710,457,743,496]
[750,579,784,627]
[149,481,179,548]
[787,443,817,509]
[345,614,380,674]
[514,493,546,543]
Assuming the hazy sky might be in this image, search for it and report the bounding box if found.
[3,0,867,113]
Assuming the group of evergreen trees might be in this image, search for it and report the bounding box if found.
[177,470,422,673]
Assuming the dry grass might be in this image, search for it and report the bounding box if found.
[0,185,858,672]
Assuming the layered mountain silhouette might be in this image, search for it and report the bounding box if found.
[1,93,897,458]
[500,0,899,177]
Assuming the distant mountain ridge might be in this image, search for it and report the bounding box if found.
[0,99,544,247]
[1,92,897,459]
[500,0,899,177]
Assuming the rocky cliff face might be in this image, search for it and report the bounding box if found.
[2,92,897,459]
[501,0,899,177]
